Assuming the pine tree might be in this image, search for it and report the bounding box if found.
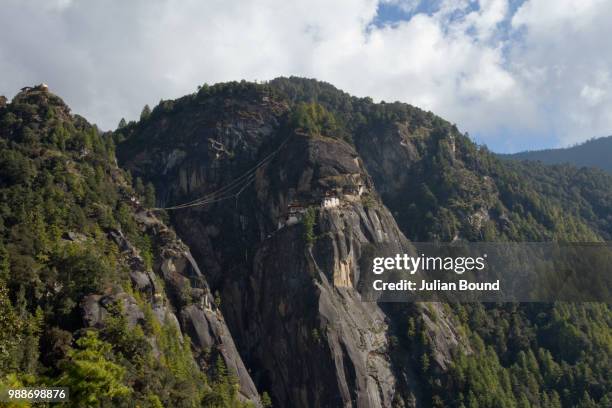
[134,177,145,196]
[56,330,130,406]
[421,353,430,373]
[0,242,9,281]
[215,354,228,382]
[0,281,23,372]
[302,207,317,245]
[144,182,156,208]
[261,391,273,407]
[140,104,151,120]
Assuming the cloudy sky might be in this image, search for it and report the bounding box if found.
[1,0,611,152]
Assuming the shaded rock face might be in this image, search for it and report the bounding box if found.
[136,211,260,401]
[119,90,468,407]
[124,131,421,406]
[353,122,423,196]
[354,120,500,242]
[118,87,288,206]
[238,135,414,407]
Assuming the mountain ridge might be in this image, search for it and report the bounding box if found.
[0,84,261,407]
[501,135,612,174]
[117,77,612,407]
[0,78,610,407]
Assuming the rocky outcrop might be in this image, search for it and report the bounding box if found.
[353,118,502,242]
[354,121,424,196]
[118,84,470,407]
[82,292,145,329]
[137,211,261,402]
[125,130,445,406]
[81,208,261,404]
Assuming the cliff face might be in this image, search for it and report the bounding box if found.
[141,211,260,400]
[118,84,468,407]
[238,134,410,407]
[81,210,260,401]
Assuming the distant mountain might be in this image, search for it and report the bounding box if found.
[502,135,612,173]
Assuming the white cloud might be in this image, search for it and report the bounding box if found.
[512,0,605,31]
[1,0,611,151]
[510,0,612,146]
[581,85,606,106]
[463,0,508,41]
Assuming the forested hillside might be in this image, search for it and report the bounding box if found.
[0,79,610,407]
[502,136,612,174]
[0,85,261,407]
[268,78,612,242]
[118,77,611,407]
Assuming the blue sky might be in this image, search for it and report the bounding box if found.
[1,0,611,153]
[375,0,475,25]
[374,0,522,36]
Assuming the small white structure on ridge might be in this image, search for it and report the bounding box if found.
[321,195,339,209]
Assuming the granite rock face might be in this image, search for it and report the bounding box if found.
[118,86,468,407]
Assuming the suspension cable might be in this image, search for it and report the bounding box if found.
[151,136,289,211]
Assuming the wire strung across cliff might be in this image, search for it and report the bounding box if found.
[151,136,290,211]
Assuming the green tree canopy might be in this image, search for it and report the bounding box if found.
[55,330,130,406]
[140,105,151,121]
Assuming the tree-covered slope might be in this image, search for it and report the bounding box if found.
[116,77,612,407]
[269,77,612,242]
[0,85,261,407]
[0,78,610,408]
[502,136,612,174]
